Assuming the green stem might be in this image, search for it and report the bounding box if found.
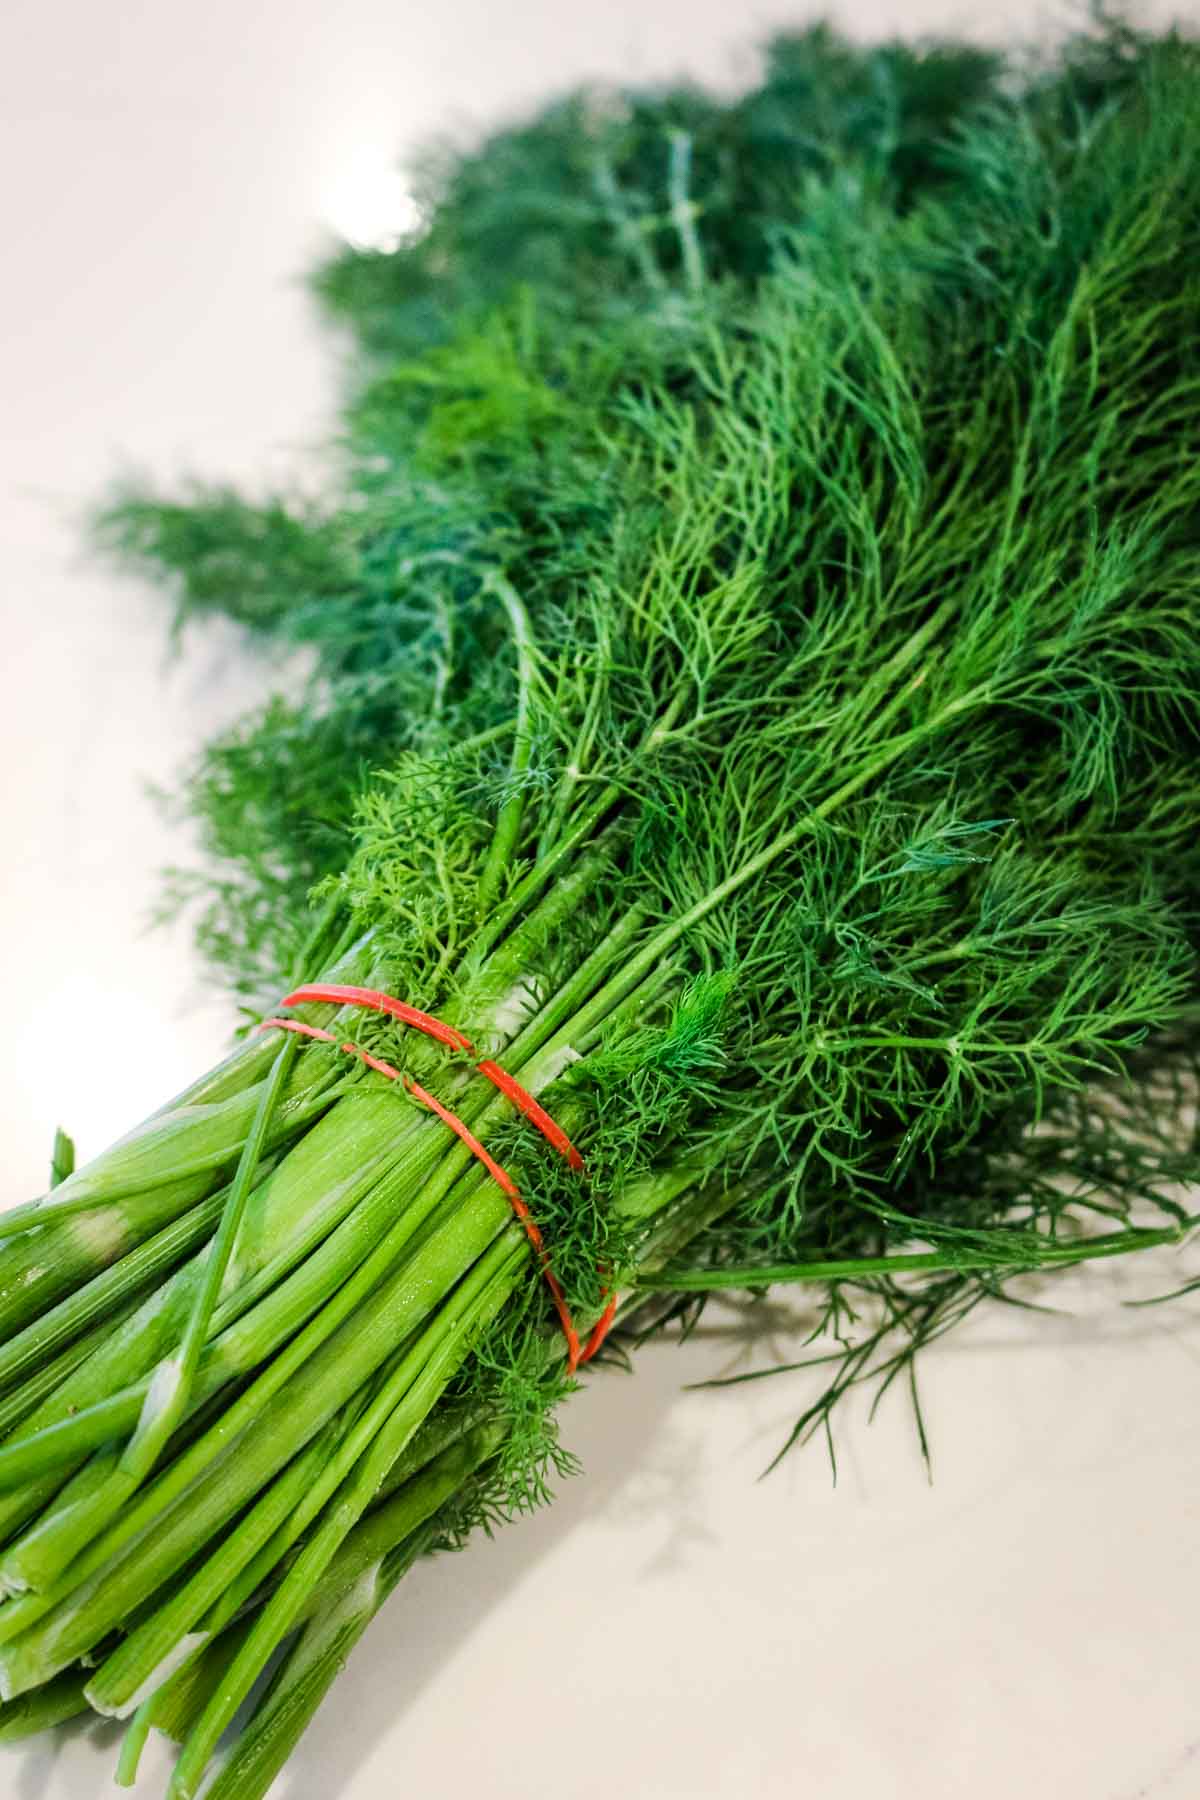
[0,1173,518,1681]
[115,1706,155,1786]
[1,1058,338,1233]
[667,130,706,292]
[0,1179,245,1404]
[839,594,960,744]
[199,1566,390,1800]
[0,1667,89,1741]
[461,780,623,976]
[119,1036,299,1483]
[0,1290,151,1442]
[0,1172,214,1346]
[536,614,612,860]
[0,1095,431,1498]
[520,692,992,1087]
[48,1130,75,1191]
[641,1223,1191,1289]
[166,1233,524,1799]
[120,1620,255,1762]
[592,152,666,292]
[120,1421,503,1778]
[0,1137,456,1593]
[88,1410,352,1717]
[474,573,537,921]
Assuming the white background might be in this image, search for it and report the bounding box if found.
[2,4,1198,1797]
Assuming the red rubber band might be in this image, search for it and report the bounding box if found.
[581,1293,618,1363]
[283,984,473,1053]
[403,1077,583,1371]
[283,983,584,1170]
[263,986,612,1369]
[475,1061,584,1171]
[260,1018,408,1084]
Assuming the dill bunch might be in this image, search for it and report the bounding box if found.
[4,19,1200,1798]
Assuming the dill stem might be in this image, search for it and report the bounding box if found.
[840,594,960,742]
[0,1295,146,1443]
[0,1668,89,1742]
[0,1122,473,1583]
[87,1413,350,1717]
[642,1223,1191,1289]
[474,573,537,920]
[47,1131,74,1191]
[304,1420,505,1613]
[117,1418,505,1786]
[463,780,624,975]
[196,1570,388,1800]
[91,1343,496,1719]
[535,615,613,859]
[165,1232,524,1799]
[0,1187,519,1693]
[499,904,647,1069]
[118,1619,257,1771]
[0,1183,235,1401]
[115,1707,154,1787]
[2,1056,339,1237]
[0,1096,428,1474]
[120,1034,300,1484]
[464,688,687,979]
[591,151,667,292]
[0,1175,214,1346]
[667,130,706,291]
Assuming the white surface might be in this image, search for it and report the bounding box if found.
[1,4,1198,1798]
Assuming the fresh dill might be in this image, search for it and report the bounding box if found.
[3,19,1199,1799]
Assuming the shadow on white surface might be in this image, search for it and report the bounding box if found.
[273,1342,706,1797]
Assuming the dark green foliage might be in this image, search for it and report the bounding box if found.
[98,486,358,636]
[7,20,1199,1791]
[97,21,1200,1303]
[311,27,1004,363]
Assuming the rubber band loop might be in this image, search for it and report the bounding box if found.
[402,1077,583,1371]
[581,1293,619,1363]
[283,984,584,1169]
[259,1018,408,1084]
[261,986,613,1369]
[475,1060,584,1171]
[282,984,473,1053]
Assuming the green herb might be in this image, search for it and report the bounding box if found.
[5,20,1200,1797]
